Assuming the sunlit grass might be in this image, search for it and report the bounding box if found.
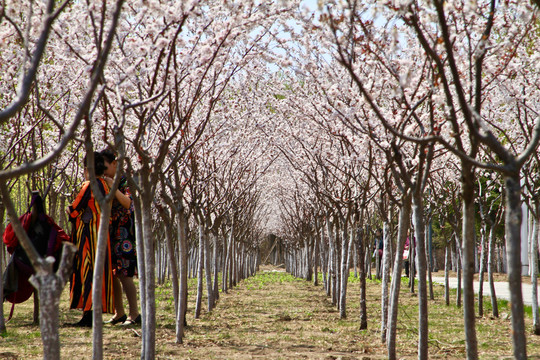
[1,266,540,359]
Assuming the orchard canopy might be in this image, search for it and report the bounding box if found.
[1,1,540,359]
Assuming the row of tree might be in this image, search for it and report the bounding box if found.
[0,1,294,359]
[1,1,540,359]
[257,2,540,360]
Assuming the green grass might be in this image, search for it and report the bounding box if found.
[2,267,540,359]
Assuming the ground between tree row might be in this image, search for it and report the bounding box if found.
[1,265,540,359]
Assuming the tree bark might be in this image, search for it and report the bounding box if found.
[31,243,77,360]
[357,226,367,330]
[487,222,499,317]
[444,243,450,306]
[380,221,391,343]
[408,234,415,294]
[426,222,434,300]
[162,213,179,318]
[195,224,204,318]
[204,228,214,312]
[412,193,428,360]
[91,202,112,360]
[176,209,188,343]
[504,175,527,359]
[334,222,341,307]
[339,225,350,319]
[141,191,156,360]
[212,233,220,304]
[387,192,411,360]
[222,234,229,294]
[223,222,234,293]
[232,238,237,287]
[531,210,540,334]
[130,190,146,356]
[478,224,487,317]
[306,238,313,282]
[313,231,319,286]
[326,218,336,304]
[462,164,478,359]
[456,234,462,308]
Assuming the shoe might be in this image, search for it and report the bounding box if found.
[104,314,127,325]
[122,314,141,326]
[72,318,92,327]
[70,311,92,327]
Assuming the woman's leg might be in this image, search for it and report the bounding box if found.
[119,274,139,320]
[112,276,126,318]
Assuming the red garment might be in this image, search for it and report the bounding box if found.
[3,213,69,255]
[3,212,70,304]
[3,213,32,254]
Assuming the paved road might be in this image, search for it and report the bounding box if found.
[431,276,539,307]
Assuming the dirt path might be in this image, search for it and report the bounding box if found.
[179,268,385,359]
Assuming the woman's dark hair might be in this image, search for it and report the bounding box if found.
[84,151,107,176]
[30,191,45,215]
[100,149,117,163]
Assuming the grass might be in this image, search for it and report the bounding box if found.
[1,266,540,359]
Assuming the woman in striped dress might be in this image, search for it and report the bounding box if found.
[68,152,115,327]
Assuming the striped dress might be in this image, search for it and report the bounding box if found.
[68,178,115,314]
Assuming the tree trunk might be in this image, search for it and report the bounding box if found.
[33,291,39,325]
[313,232,319,286]
[387,192,411,360]
[357,226,367,330]
[306,238,313,282]
[164,218,179,317]
[326,218,336,304]
[212,233,220,304]
[353,241,358,278]
[456,234,462,308]
[334,224,341,307]
[375,245,381,280]
[176,209,188,343]
[461,164,478,359]
[487,222,499,317]
[91,200,113,360]
[408,234,415,293]
[504,175,527,359]
[426,222,434,300]
[478,224,487,317]
[380,220,391,343]
[531,210,540,334]
[412,193,428,360]
[326,242,331,297]
[195,225,204,318]
[339,226,350,319]
[445,242,450,306]
[366,235,372,281]
[224,223,234,293]
[131,193,146,356]
[59,196,66,231]
[231,238,237,287]
[141,192,156,360]
[204,229,214,312]
[222,234,229,294]
[320,231,329,294]
[31,243,77,360]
